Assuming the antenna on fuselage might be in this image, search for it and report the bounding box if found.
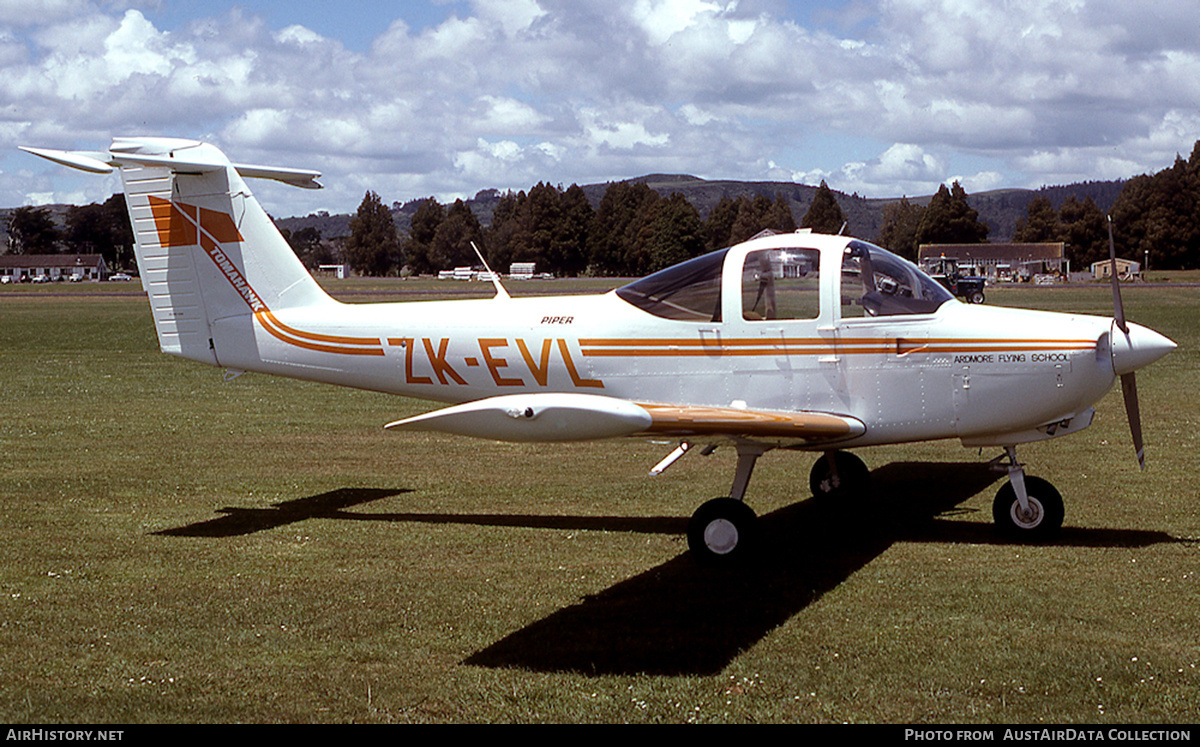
[471,241,510,301]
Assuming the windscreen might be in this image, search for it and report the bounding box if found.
[615,249,727,322]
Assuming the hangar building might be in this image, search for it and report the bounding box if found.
[917,243,1065,282]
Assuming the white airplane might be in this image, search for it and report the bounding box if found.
[22,138,1177,563]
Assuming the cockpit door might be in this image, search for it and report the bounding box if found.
[726,245,842,412]
[833,240,957,439]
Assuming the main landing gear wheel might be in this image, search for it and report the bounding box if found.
[809,450,871,500]
[992,476,1064,540]
[687,497,758,565]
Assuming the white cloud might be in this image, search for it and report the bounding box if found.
[873,143,945,183]
[24,191,56,205]
[630,0,727,45]
[5,0,1200,215]
[807,143,948,197]
[475,96,548,133]
[473,0,547,37]
[275,25,323,46]
[582,116,670,152]
[949,171,1005,194]
[0,0,92,27]
[678,103,718,126]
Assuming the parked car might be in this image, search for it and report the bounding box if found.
[933,273,987,304]
[926,259,986,304]
[108,273,133,281]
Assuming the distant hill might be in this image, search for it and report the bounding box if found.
[964,181,1125,241]
[8,177,1127,248]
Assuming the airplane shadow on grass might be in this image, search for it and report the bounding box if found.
[155,463,1186,676]
[153,487,415,537]
[462,462,1185,676]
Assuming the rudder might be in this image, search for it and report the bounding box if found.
[110,138,333,365]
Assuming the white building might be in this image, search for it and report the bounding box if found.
[0,254,109,283]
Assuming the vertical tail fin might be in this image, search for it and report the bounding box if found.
[24,138,332,366]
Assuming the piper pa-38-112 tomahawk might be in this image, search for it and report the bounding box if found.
[23,138,1176,563]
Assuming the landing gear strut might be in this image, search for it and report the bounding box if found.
[991,446,1064,539]
[686,446,873,564]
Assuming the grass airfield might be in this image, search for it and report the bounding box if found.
[1,277,1197,723]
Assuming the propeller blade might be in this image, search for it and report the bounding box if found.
[1108,217,1145,469]
[1120,372,1145,470]
[1107,216,1128,333]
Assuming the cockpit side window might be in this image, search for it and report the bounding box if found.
[841,240,953,317]
[741,248,820,321]
[615,249,726,321]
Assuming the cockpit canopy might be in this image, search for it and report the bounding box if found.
[614,248,728,321]
[840,240,951,317]
[615,236,953,322]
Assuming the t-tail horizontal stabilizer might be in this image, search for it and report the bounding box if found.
[20,142,323,189]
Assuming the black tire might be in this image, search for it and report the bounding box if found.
[969,291,985,304]
[992,476,1064,540]
[687,498,758,565]
[809,451,871,500]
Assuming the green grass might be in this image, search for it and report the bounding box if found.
[1,280,1197,723]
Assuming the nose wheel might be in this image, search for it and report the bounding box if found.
[991,448,1064,539]
[993,476,1064,538]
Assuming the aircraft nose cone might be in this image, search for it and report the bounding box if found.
[1111,320,1177,376]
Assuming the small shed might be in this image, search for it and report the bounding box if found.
[1091,258,1140,281]
[509,262,536,280]
[318,263,350,279]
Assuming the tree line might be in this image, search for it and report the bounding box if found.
[876,139,1200,271]
[1108,140,1200,270]
[4,195,135,268]
[875,181,990,260]
[336,181,852,277]
[990,143,1200,272]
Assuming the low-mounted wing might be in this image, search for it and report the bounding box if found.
[639,403,865,440]
[385,393,864,444]
[385,393,653,442]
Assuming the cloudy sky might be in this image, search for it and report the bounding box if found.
[3,0,1199,218]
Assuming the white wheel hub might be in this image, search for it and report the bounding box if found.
[1010,497,1044,529]
[703,519,739,554]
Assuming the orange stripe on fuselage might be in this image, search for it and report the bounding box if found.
[579,337,1096,357]
[259,311,382,348]
[256,311,385,356]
